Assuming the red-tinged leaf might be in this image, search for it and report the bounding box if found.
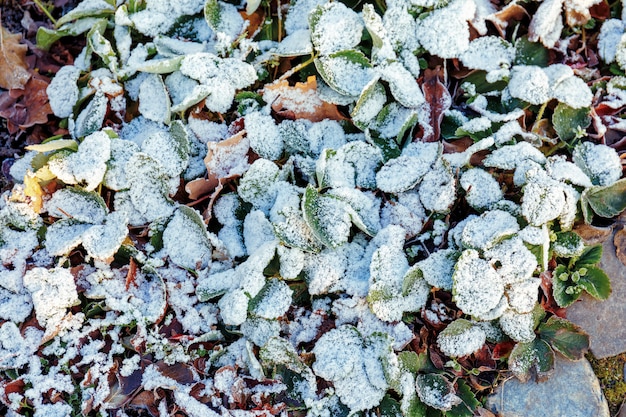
[128,390,160,417]
[125,257,138,290]
[415,67,451,142]
[590,0,610,19]
[538,316,590,361]
[0,26,31,90]
[156,361,196,385]
[491,341,515,360]
[429,346,445,369]
[539,271,568,317]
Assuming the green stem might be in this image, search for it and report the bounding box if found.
[278,54,316,81]
[33,0,57,25]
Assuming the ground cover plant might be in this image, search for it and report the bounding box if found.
[1,0,626,415]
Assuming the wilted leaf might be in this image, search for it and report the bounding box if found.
[582,178,626,219]
[614,227,626,266]
[486,3,528,37]
[0,26,31,90]
[0,75,53,133]
[538,316,590,360]
[573,223,613,245]
[23,172,45,213]
[415,67,451,142]
[263,76,346,122]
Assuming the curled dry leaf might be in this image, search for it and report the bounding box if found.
[614,226,626,266]
[0,26,31,90]
[416,67,451,142]
[486,2,528,37]
[0,74,52,133]
[573,223,613,244]
[263,75,347,122]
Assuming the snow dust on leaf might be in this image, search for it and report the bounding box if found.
[0,26,31,90]
[416,68,451,142]
[415,373,461,411]
[263,76,346,122]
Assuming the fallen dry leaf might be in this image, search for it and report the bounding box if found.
[573,223,613,244]
[486,2,528,37]
[416,67,451,142]
[0,26,31,90]
[0,74,52,133]
[614,226,626,266]
[263,75,346,122]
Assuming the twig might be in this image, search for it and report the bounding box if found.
[33,0,57,26]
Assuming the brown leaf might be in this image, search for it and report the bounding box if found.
[590,0,611,19]
[491,341,515,360]
[125,257,138,290]
[475,407,498,417]
[0,26,31,90]
[415,67,451,142]
[564,1,594,27]
[614,226,626,267]
[486,3,529,37]
[155,361,196,385]
[128,390,160,417]
[263,75,346,122]
[573,223,613,245]
[102,360,143,409]
[0,74,52,133]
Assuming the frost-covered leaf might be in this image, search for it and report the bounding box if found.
[419,161,456,214]
[88,26,118,74]
[528,0,564,48]
[552,231,585,257]
[37,17,103,51]
[204,0,244,41]
[136,56,184,74]
[415,0,475,59]
[460,210,520,251]
[415,373,461,411]
[352,79,386,131]
[249,279,293,319]
[372,102,418,142]
[508,65,550,105]
[545,155,592,187]
[45,218,91,256]
[538,316,589,361]
[460,168,502,211]
[508,338,554,382]
[46,65,81,118]
[309,2,363,55]
[82,211,129,260]
[141,121,190,179]
[302,186,351,248]
[47,130,111,191]
[437,319,486,357]
[485,237,537,284]
[23,267,79,331]
[103,139,140,191]
[483,142,546,170]
[376,142,441,193]
[499,309,537,342]
[598,19,625,64]
[453,249,505,317]
[245,112,283,160]
[550,73,592,109]
[415,249,459,291]
[460,36,515,72]
[380,61,424,108]
[573,142,622,187]
[73,91,108,139]
[55,0,115,27]
[46,187,108,223]
[315,50,376,98]
[139,74,170,124]
[522,177,567,227]
[238,159,280,213]
[329,188,380,236]
[163,206,213,270]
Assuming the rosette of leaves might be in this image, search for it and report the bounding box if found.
[552,243,611,308]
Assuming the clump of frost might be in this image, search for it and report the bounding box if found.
[0,323,42,370]
[460,36,515,72]
[415,249,459,291]
[245,112,283,160]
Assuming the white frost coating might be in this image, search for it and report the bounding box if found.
[277,245,305,279]
[437,319,487,357]
[47,131,111,191]
[598,19,625,64]
[522,175,567,226]
[380,190,426,238]
[139,74,170,124]
[251,279,293,319]
[507,278,541,314]
[163,206,213,270]
[550,71,593,109]
[376,142,440,193]
[453,249,505,317]
[284,0,327,34]
[460,210,520,251]
[310,2,364,55]
[0,323,41,370]
[508,65,550,105]
[416,249,459,291]
[243,210,275,255]
[528,0,564,48]
[142,130,189,179]
[315,53,376,98]
[379,61,424,108]
[238,159,280,213]
[483,142,547,170]
[44,219,91,256]
[545,155,592,187]
[460,168,503,211]
[103,139,140,191]
[23,267,79,330]
[415,0,476,58]
[499,309,536,342]
[218,288,250,326]
[46,65,81,118]
[419,162,456,213]
[45,188,107,224]
[485,237,537,285]
[573,142,622,186]
[460,36,515,72]
[245,112,283,161]
[82,211,129,260]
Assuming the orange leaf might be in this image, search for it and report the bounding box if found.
[0,26,31,90]
[263,75,347,122]
[415,67,451,142]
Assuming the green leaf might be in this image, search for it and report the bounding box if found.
[402,266,424,296]
[302,186,351,248]
[398,351,431,374]
[367,132,401,162]
[204,0,222,31]
[552,231,585,258]
[379,395,403,417]
[170,85,212,113]
[26,139,78,153]
[578,266,611,300]
[575,245,603,267]
[514,36,549,67]
[362,4,385,50]
[445,380,479,417]
[538,316,590,360]
[88,25,118,74]
[36,18,103,51]
[582,178,626,219]
[136,56,184,74]
[552,103,591,142]
[352,79,386,131]
[73,91,108,138]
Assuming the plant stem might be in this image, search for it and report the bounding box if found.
[278,54,316,81]
[33,0,57,25]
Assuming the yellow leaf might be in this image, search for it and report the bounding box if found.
[0,26,31,90]
[24,172,44,213]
